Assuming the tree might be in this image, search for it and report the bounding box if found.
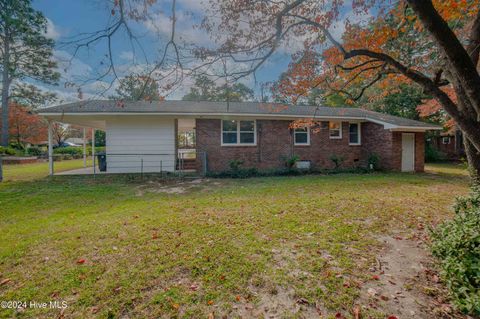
[94,130,105,147]
[182,76,217,101]
[417,86,456,131]
[202,0,480,179]
[0,102,47,147]
[182,75,254,102]
[110,73,161,101]
[366,84,426,121]
[217,83,255,102]
[51,123,70,146]
[0,0,60,146]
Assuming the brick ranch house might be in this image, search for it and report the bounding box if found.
[38,100,441,175]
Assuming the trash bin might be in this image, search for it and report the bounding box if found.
[96,152,107,172]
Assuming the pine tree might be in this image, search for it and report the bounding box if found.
[0,0,59,146]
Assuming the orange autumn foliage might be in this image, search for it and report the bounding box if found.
[276,0,479,115]
[1,103,48,145]
[417,87,457,131]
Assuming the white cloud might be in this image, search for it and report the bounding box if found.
[143,10,214,47]
[119,51,135,61]
[329,9,372,42]
[45,18,61,40]
[178,0,206,12]
[54,50,93,81]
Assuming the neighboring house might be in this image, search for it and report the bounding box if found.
[428,129,464,160]
[38,100,441,174]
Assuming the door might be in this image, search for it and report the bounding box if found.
[401,133,415,172]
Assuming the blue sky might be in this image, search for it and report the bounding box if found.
[32,0,294,102]
[32,0,369,102]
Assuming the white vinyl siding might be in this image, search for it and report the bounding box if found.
[106,117,176,173]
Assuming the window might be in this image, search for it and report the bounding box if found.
[349,123,361,145]
[329,121,342,139]
[222,120,256,145]
[294,127,310,145]
[442,136,451,144]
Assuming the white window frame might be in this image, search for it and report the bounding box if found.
[442,136,451,145]
[348,122,361,146]
[294,127,310,146]
[221,119,257,146]
[329,121,342,139]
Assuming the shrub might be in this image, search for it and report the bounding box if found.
[367,153,380,170]
[285,155,300,169]
[228,159,244,171]
[329,154,345,169]
[207,166,371,179]
[0,146,16,155]
[430,187,480,315]
[9,142,25,151]
[26,146,44,156]
[54,146,83,157]
[425,143,447,162]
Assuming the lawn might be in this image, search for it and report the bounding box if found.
[1,159,93,182]
[0,163,470,318]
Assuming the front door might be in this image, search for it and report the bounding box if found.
[401,133,415,172]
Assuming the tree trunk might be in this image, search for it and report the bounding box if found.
[407,0,480,117]
[464,137,480,184]
[1,30,10,147]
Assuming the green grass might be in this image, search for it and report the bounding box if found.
[1,159,92,182]
[425,162,469,177]
[0,164,470,318]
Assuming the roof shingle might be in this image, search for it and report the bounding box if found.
[38,100,440,129]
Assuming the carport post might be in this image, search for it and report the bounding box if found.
[83,127,87,168]
[48,120,54,176]
[91,128,95,170]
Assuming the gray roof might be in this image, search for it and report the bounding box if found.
[38,100,440,129]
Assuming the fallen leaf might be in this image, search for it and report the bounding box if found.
[152,232,158,239]
[235,295,241,302]
[208,300,214,305]
[296,298,309,305]
[367,288,377,296]
[0,278,11,286]
[76,259,86,264]
[371,275,380,280]
[353,305,361,319]
[387,316,398,319]
[171,303,179,310]
[189,284,198,291]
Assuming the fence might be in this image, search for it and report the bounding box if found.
[51,150,207,177]
[0,150,208,181]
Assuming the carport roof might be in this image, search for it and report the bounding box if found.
[38,100,441,130]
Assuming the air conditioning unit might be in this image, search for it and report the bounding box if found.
[296,160,311,170]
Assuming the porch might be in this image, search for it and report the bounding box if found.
[43,116,202,176]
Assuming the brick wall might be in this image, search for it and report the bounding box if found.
[415,132,425,172]
[195,119,425,173]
